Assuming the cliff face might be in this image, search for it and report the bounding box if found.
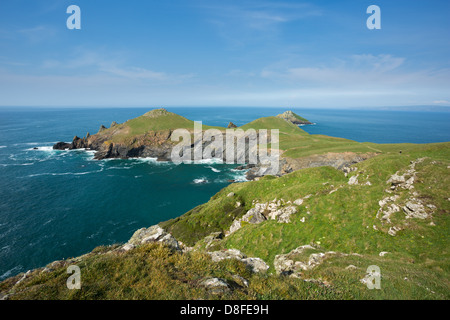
[53,109,181,161]
[53,129,264,164]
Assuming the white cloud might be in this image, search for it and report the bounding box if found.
[17,25,57,42]
[260,54,450,89]
[201,1,321,46]
[433,100,450,104]
[40,50,194,82]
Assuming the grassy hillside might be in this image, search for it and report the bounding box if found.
[160,143,450,299]
[98,108,224,144]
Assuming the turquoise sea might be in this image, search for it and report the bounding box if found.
[0,107,449,279]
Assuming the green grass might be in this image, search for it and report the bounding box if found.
[1,243,355,300]
[100,110,224,144]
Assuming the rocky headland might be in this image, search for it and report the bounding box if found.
[53,108,374,180]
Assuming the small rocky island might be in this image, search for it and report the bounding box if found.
[276,110,313,125]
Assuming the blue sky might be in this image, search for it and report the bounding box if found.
[0,0,449,108]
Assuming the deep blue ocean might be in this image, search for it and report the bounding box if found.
[0,107,449,279]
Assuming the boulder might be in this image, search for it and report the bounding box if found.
[274,245,342,277]
[388,226,401,236]
[127,225,180,250]
[241,257,270,273]
[208,249,246,262]
[207,249,269,273]
[387,173,406,185]
[348,175,359,185]
[200,278,230,294]
[403,201,429,219]
[53,142,71,150]
[228,199,298,235]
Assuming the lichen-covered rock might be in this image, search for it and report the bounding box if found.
[121,243,135,251]
[348,175,359,185]
[207,249,269,273]
[128,225,180,250]
[387,174,406,186]
[274,245,346,277]
[241,257,270,273]
[200,278,230,294]
[388,226,401,236]
[403,201,429,219]
[228,198,298,235]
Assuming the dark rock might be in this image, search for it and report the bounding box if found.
[227,122,237,128]
[71,136,88,149]
[53,142,71,150]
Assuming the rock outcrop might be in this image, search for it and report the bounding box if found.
[207,249,269,273]
[274,245,352,277]
[227,198,299,235]
[376,158,435,236]
[127,225,181,251]
[200,278,231,294]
